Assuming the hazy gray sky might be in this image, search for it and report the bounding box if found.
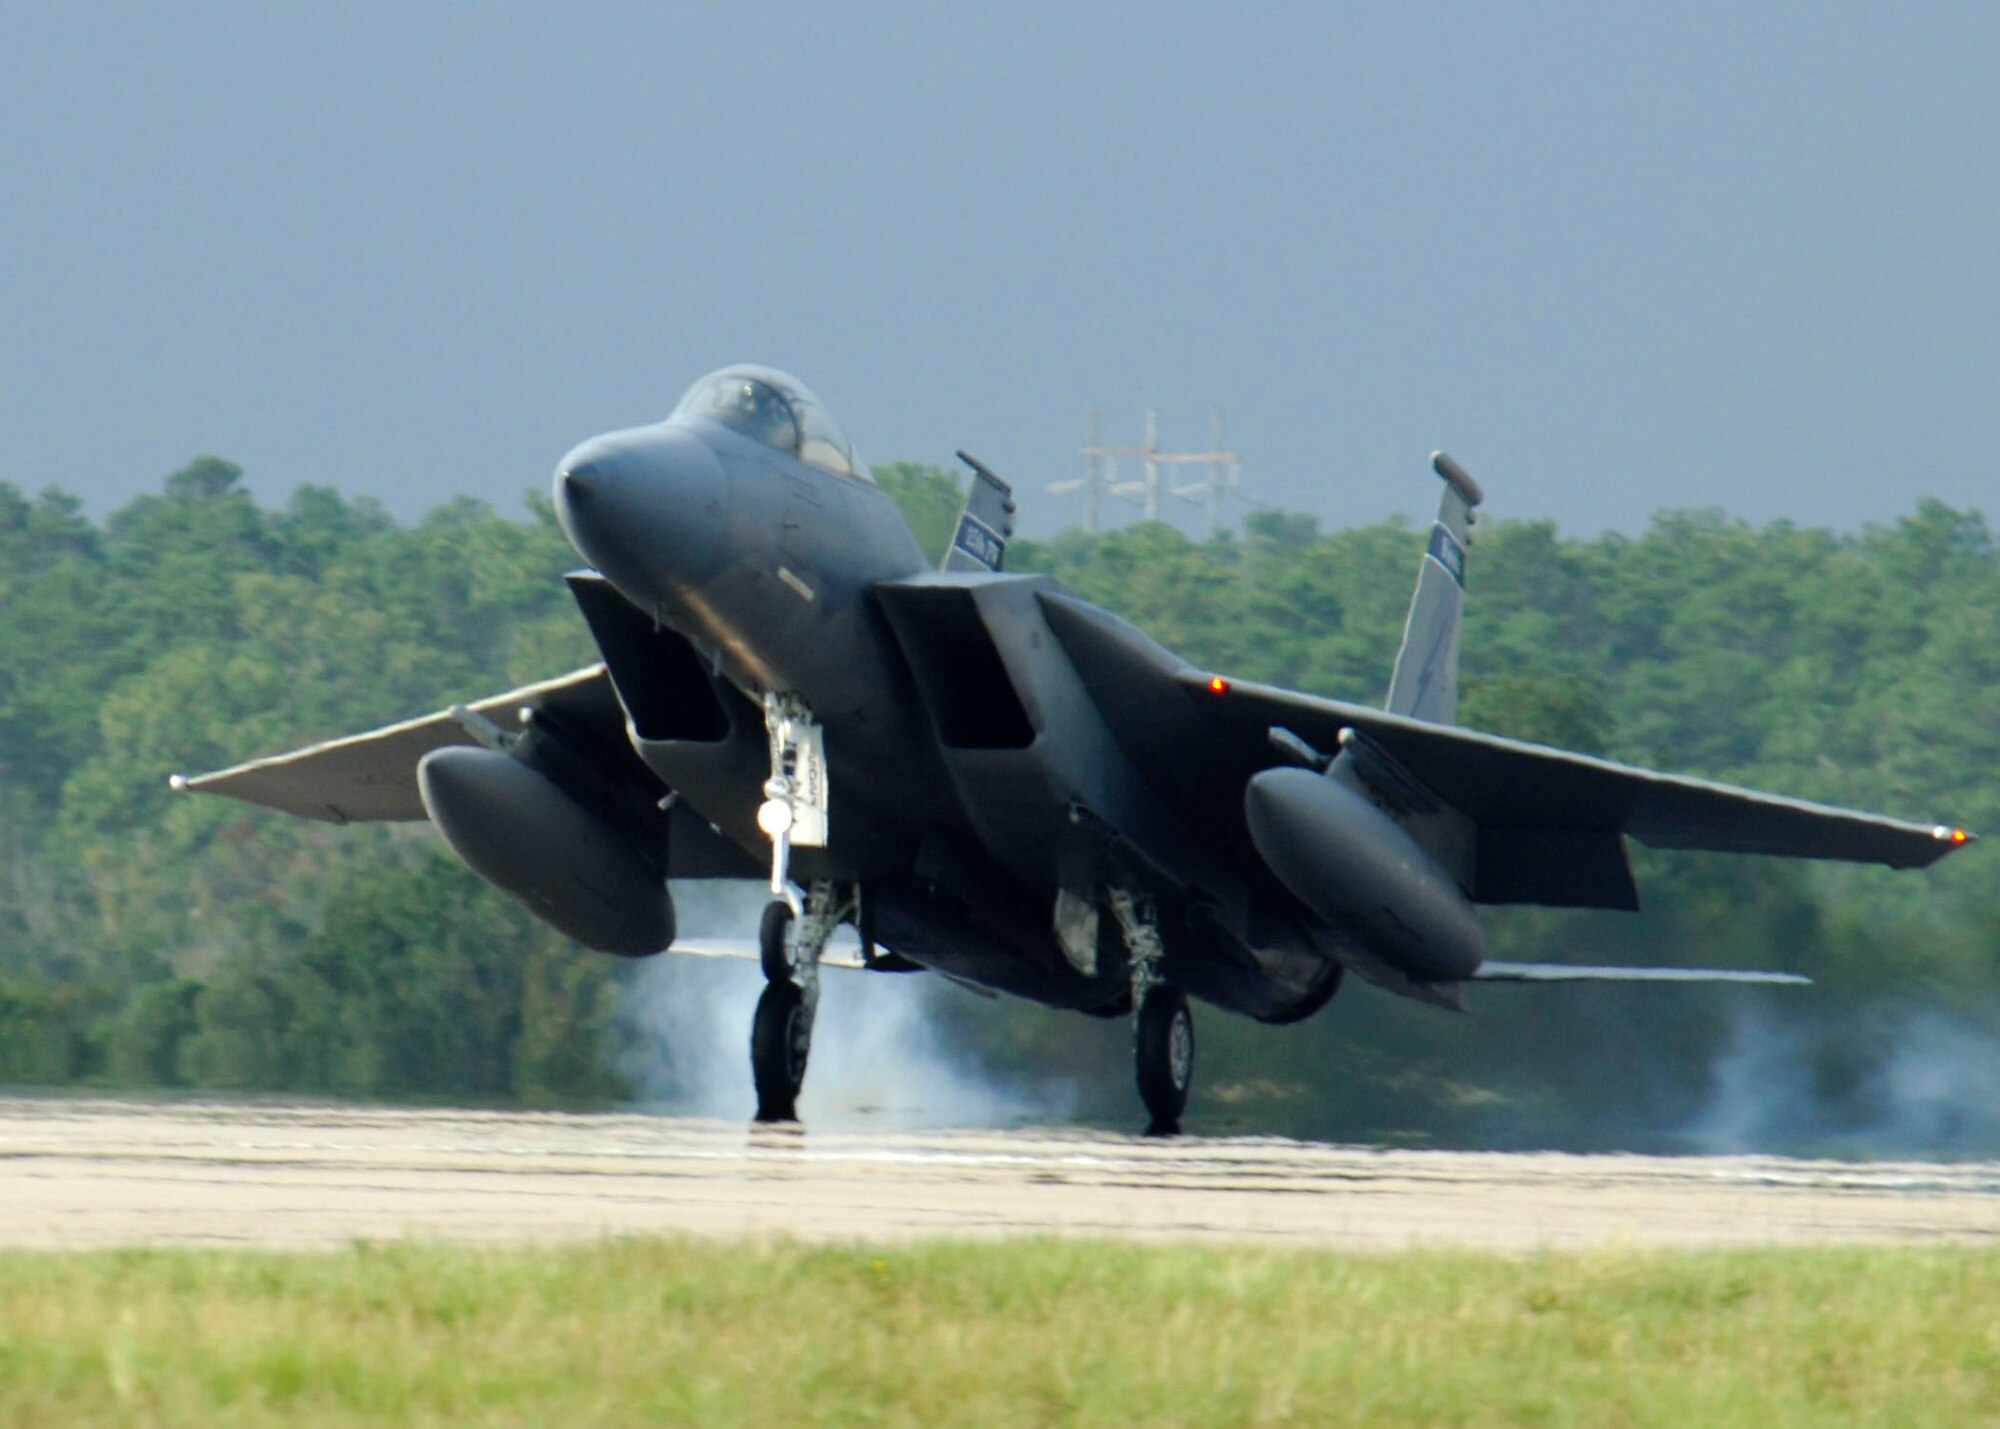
[3,4,1994,537]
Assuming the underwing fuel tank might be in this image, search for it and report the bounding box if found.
[417,746,674,958]
[1244,767,1483,981]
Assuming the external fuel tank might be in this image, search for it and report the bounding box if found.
[417,746,674,958]
[1244,767,1483,981]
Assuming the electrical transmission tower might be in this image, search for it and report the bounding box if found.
[1049,407,1245,536]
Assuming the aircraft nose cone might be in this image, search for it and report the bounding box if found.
[552,456,614,542]
[550,459,601,557]
[552,428,729,608]
[555,463,598,509]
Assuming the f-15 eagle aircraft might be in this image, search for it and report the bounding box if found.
[175,366,1977,1133]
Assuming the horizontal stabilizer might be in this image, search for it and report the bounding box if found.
[667,936,870,971]
[668,936,989,994]
[1473,962,1810,986]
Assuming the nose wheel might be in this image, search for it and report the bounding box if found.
[751,979,810,1122]
[748,878,852,1124]
[758,899,792,983]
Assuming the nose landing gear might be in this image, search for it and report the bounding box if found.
[750,693,843,1123]
[756,692,828,910]
[749,880,851,1122]
[751,978,810,1123]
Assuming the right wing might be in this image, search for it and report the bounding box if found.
[171,665,632,823]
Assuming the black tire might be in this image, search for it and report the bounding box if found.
[751,979,809,1123]
[1135,986,1194,1136]
[758,900,792,983]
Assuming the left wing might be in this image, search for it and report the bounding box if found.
[171,666,628,823]
[1037,590,1974,883]
[1193,670,1968,869]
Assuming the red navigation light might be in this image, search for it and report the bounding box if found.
[1953,828,1970,844]
[1208,676,1230,695]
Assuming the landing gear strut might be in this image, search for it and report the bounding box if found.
[755,691,827,910]
[1111,888,1194,1135]
[750,693,841,1122]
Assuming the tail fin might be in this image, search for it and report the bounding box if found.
[941,450,1016,573]
[1385,452,1483,724]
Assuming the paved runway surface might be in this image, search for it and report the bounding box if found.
[2,1097,1996,1251]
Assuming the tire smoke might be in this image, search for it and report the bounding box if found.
[1681,1003,2000,1158]
[611,882,1077,1128]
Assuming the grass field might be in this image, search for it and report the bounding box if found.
[0,1238,1995,1426]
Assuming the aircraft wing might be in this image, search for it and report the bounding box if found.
[1194,671,1968,869]
[1036,591,1973,883]
[171,666,626,823]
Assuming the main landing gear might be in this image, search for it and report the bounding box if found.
[1135,986,1195,1135]
[1111,889,1195,1136]
[751,694,846,1123]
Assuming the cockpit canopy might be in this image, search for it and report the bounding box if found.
[672,366,865,479]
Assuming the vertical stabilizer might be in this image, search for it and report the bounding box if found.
[1384,452,1483,724]
[941,450,1017,573]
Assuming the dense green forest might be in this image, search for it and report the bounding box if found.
[1,457,1995,1152]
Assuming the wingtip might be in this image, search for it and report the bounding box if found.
[168,773,190,794]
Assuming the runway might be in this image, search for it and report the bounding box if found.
[2,1097,1996,1252]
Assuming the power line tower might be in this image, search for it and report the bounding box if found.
[1050,407,1244,536]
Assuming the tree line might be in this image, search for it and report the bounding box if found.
[0,457,1994,1149]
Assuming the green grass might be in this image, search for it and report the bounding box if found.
[0,1238,1995,1426]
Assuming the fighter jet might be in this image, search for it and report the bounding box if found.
[174,366,1978,1132]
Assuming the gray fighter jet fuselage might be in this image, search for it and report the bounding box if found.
[548,372,1336,1028]
[179,365,1977,1132]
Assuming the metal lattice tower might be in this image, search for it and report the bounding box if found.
[1050,407,1245,536]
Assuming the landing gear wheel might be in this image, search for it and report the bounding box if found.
[751,979,809,1122]
[1135,987,1194,1136]
[758,900,792,983]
